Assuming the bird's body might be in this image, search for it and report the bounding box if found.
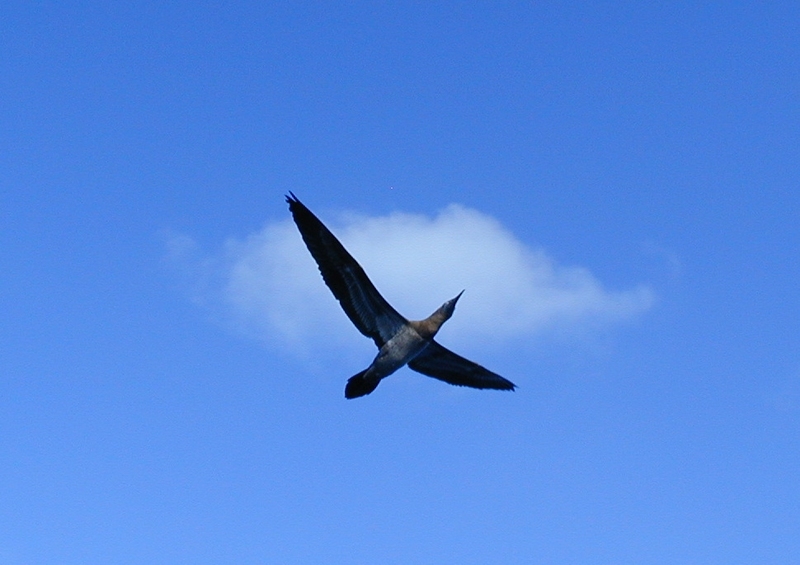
[348,324,432,397]
[286,193,516,398]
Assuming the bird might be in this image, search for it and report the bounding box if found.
[286,193,516,399]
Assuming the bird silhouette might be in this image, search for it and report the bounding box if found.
[286,193,516,399]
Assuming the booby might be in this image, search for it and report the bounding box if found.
[286,193,516,399]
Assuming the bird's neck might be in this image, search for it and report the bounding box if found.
[409,309,449,340]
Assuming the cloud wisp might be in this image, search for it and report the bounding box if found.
[170,204,653,352]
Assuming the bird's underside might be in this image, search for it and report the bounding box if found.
[286,192,516,398]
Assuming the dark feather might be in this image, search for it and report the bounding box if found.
[344,370,381,399]
[409,341,516,391]
[286,193,407,347]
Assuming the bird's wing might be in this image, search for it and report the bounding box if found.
[408,340,516,391]
[286,193,407,347]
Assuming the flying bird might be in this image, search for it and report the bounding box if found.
[286,193,516,399]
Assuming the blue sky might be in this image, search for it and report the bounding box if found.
[2,2,799,563]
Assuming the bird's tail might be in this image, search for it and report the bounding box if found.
[345,370,380,399]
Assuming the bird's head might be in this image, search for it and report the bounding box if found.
[414,290,465,339]
[439,289,464,322]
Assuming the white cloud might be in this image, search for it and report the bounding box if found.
[170,204,653,351]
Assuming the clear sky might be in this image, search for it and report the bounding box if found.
[2,2,799,563]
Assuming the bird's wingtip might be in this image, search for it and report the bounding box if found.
[503,379,517,391]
